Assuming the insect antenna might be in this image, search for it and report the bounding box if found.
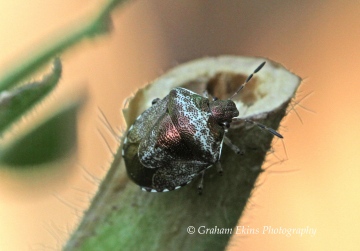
[228,61,266,100]
[229,61,283,139]
[232,118,283,138]
[246,119,283,138]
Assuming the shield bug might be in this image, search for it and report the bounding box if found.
[123,61,282,193]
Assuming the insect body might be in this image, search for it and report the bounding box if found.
[123,62,281,193]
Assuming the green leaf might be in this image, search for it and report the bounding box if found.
[0,98,82,166]
[0,58,61,135]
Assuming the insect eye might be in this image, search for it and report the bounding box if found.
[218,122,230,128]
[213,97,218,101]
[224,122,230,128]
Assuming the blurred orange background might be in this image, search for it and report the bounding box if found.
[0,1,359,250]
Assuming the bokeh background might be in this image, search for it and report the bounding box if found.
[0,1,359,250]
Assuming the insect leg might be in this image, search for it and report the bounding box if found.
[223,136,244,155]
[215,161,223,175]
[198,170,206,195]
[202,90,209,98]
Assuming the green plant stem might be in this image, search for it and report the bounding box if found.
[64,56,301,251]
[0,0,130,92]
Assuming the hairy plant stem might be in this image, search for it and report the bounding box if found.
[64,56,301,251]
[0,0,129,92]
